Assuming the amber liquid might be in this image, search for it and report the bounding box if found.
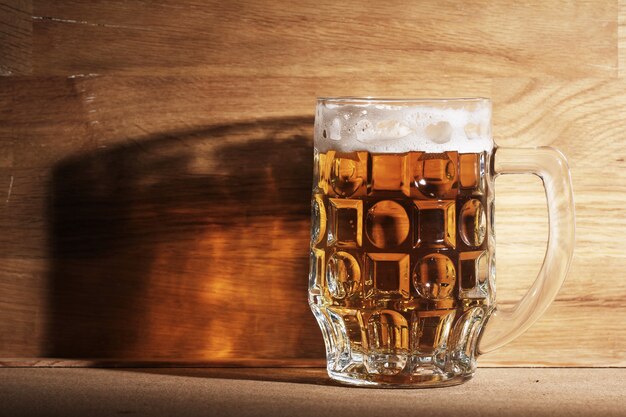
[309,150,493,378]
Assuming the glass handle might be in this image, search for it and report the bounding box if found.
[478,147,575,354]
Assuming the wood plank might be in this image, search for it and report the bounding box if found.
[0,259,46,357]
[0,1,32,75]
[491,78,626,366]
[617,0,626,77]
[0,77,99,259]
[482,305,626,367]
[30,0,617,77]
[0,358,325,367]
[492,78,626,322]
[1,76,625,365]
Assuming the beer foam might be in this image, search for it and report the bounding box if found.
[314,100,493,153]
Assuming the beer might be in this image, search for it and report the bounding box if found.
[309,149,494,383]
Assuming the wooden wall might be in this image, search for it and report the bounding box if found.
[0,0,624,366]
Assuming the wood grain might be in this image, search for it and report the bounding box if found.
[0,1,625,366]
[617,0,626,77]
[0,1,32,75]
[30,0,617,77]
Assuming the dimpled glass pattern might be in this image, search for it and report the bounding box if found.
[309,148,495,387]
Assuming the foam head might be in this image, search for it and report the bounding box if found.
[314,98,493,153]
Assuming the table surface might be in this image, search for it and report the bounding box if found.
[0,368,624,417]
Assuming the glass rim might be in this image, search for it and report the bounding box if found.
[317,96,491,105]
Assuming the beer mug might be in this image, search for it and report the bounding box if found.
[308,97,574,387]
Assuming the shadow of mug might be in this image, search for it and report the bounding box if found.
[46,116,324,361]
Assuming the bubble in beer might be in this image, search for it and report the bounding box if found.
[460,199,486,247]
[464,123,480,140]
[327,251,361,299]
[354,119,373,143]
[413,254,456,300]
[356,119,372,133]
[425,121,452,144]
[329,118,341,140]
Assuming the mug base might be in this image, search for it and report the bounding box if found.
[327,365,473,388]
